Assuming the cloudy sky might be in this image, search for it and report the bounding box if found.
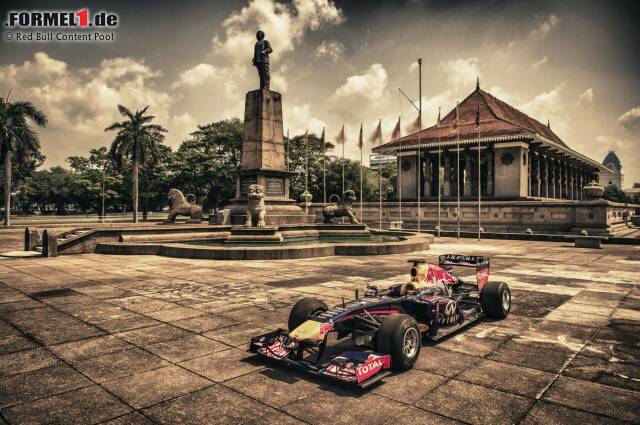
[1,0,639,184]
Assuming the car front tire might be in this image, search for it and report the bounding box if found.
[374,314,421,371]
[288,298,328,331]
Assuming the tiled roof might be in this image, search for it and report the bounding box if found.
[377,87,568,151]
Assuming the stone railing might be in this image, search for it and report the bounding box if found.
[302,199,639,236]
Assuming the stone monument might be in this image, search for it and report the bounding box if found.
[226,31,313,226]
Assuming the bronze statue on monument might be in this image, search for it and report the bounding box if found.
[253,30,272,90]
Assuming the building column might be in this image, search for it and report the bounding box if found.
[549,157,556,198]
[452,151,460,197]
[533,152,541,197]
[443,152,452,196]
[423,154,432,199]
[434,153,441,197]
[558,160,564,199]
[486,147,494,196]
[571,166,577,200]
[564,163,569,199]
[541,155,548,197]
[463,149,472,197]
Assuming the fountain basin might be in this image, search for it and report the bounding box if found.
[95,230,431,260]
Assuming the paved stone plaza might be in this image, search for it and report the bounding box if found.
[0,238,638,424]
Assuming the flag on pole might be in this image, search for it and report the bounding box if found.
[406,113,421,134]
[391,116,401,141]
[369,120,382,145]
[358,123,363,221]
[335,126,345,145]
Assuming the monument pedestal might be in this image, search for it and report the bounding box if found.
[226,89,314,226]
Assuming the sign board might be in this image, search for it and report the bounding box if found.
[265,177,285,196]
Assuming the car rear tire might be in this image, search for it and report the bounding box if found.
[288,298,328,331]
[480,281,511,319]
[374,314,421,371]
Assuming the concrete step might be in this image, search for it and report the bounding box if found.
[34,247,43,253]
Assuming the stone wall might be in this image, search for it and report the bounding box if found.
[304,200,638,236]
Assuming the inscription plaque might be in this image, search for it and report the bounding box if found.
[265,177,285,196]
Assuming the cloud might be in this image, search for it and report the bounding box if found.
[441,57,480,89]
[171,64,218,89]
[286,104,327,136]
[0,52,191,165]
[618,106,640,129]
[519,85,564,119]
[314,40,345,61]
[518,85,567,135]
[212,0,344,62]
[528,14,560,41]
[330,63,388,105]
[532,56,548,70]
[579,88,593,103]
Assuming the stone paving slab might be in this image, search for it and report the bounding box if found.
[0,237,638,424]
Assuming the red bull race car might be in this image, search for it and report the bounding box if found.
[249,254,511,388]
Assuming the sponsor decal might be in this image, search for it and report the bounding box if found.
[355,354,391,384]
[441,300,459,325]
[476,267,490,291]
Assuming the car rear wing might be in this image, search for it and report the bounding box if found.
[438,254,490,291]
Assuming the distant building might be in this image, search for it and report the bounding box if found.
[374,83,608,200]
[600,151,624,188]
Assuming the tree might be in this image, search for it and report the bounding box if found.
[105,105,166,223]
[20,167,77,214]
[67,147,123,216]
[286,132,335,202]
[0,96,47,225]
[138,144,174,219]
[603,185,631,203]
[172,119,242,212]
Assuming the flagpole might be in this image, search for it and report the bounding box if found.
[378,119,382,231]
[305,131,309,216]
[322,127,326,205]
[477,105,481,241]
[305,131,309,194]
[341,125,345,195]
[417,58,422,234]
[456,102,461,239]
[437,107,441,239]
[398,116,402,230]
[359,124,363,222]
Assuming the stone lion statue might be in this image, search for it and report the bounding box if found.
[164,188,204,223]
[245,184,267,227]
[323,190,359,224]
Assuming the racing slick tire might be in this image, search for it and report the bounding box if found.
[374,314,421,371]
[288,298,328,331]
[480,281,511,319]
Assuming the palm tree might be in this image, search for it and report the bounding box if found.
[0,95,47,226]
[105,105,166,223]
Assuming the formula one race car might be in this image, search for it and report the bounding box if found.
[249,254,511,388]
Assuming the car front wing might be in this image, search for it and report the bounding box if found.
[249,329,391,389]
